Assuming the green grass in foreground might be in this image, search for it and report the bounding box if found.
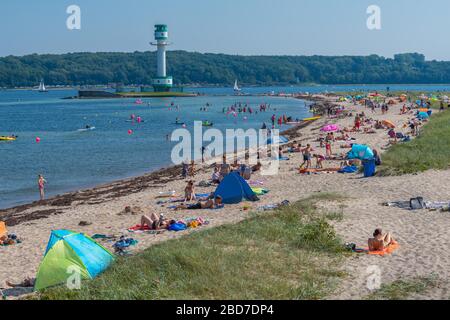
[378,109,450,175]
[35,193,347,300]
[366,276,439,300]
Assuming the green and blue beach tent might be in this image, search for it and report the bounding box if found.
[34,230,114,291]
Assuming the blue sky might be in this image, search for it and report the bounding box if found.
[1,0,449,60]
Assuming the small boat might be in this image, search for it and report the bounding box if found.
[38,79,48,92]
[233,80,241,92]
[77,126,96,132]
[0,136,17,141]
[202,121,213,127]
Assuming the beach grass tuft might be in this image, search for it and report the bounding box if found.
[35,194,347,300]
[366,275,439,300]
[378,109,450,175]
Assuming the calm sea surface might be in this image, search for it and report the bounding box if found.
[1,84,449,209]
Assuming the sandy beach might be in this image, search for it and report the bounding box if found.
[2,94,449,300]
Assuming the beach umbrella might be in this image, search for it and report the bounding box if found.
[382,120,396,129]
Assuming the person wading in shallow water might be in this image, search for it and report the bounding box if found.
[38,174,47,201]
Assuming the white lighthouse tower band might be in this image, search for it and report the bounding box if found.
[151,24,173,92]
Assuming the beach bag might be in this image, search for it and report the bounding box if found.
[410,197,425,210]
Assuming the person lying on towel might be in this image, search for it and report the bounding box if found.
[368,228,396,252]
[141,213,176,230]
[175,195,223,211]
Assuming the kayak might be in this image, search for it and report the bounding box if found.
[202,122,213,127]
[77,127,96,132]
[303,116,322,121]
[0,136,16,141]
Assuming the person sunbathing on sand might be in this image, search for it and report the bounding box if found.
[175,195,223,210]
[368,228,396,251]
[141,213,176,230]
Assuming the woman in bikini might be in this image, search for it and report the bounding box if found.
[38,175,47,201]
[368,228,396,251]
[175,195,223,211]
[141,213,176,230]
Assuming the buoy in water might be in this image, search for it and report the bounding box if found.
[36,137,41,143]
[128,130,133,135]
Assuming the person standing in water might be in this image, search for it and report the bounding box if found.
[38,174,47,201]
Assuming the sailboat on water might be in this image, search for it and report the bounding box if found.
[38,79,48,92]
[233,80,241,93]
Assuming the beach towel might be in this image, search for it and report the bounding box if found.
[299,168,341,174]
[0,221,6,238]
[338,166,358,174]
[113,237,138,253]
[168,223,187,232]
[128,224,151,232]
[249,180,265,186]
[91,234,115,240]
[251,187,269,196]
[367,242,400,256]
[257,200,290,211]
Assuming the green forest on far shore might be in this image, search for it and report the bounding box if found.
[1,52,450,88]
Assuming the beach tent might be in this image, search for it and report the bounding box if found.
[34,230,114,291]
[417,112,430,120]
[0,221,6,238]
[347,144,374,161]
[215,172,259,204]
[267,135,289,145]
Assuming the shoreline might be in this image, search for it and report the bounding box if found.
[0,94,327,221]
[0,119,321,223]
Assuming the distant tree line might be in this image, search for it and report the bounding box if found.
[1,51,449,88]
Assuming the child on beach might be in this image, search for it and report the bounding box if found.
[38,174,47,201]
[325,141,332,158]
[313,154,325,169]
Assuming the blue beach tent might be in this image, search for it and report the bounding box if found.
[417,112,429,120]
[347,144,374,161]
[215,172,259,204]
[34,230,114,291]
